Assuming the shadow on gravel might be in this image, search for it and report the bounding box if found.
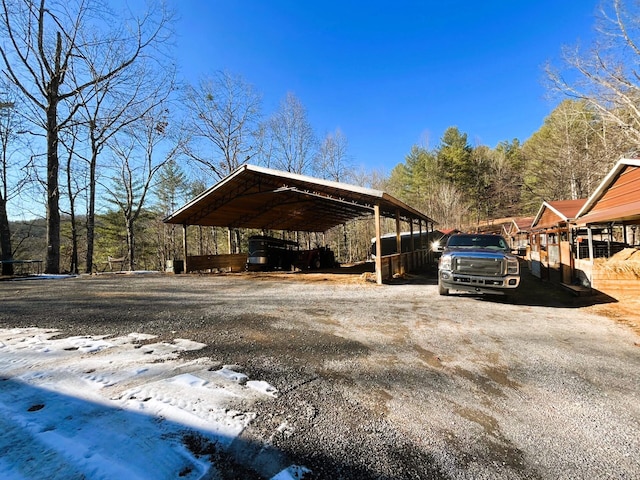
[387,267,618,309]
[0,378,271,479]
[488,268,617,309]
[2,368,449,480]
[1,378,451,480]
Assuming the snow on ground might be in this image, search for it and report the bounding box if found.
[0,327,309,480]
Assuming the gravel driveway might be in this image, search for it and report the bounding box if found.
[1,268,638,479]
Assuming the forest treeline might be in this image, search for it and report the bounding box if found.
[2,0,640,274]
[387,97,635,230]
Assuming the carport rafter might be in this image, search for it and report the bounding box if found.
[179,175,263,225]
[228,187,373,231]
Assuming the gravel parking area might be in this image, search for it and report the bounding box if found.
[1,268,639,479]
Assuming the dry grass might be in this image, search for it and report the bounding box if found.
[594,248,640,278]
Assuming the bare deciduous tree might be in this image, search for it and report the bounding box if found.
[522,99,624,205]
[429,181,469,229]
[104,101,184,271]
[268,92,317,175]
[488,140,524,218]
[315,128,353,257]
[547,0,640,154]
[183,71,263,254]
[0,0,173,273]
[71,51,177,273]
[0,88,22,274]
[315,128,352,182]
[59,124,83,273]
[183,71,262,181]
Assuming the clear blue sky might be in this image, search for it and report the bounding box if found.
[174,1,599,174]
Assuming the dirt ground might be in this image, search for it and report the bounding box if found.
[1,267,639,479]
[583,293,640,339]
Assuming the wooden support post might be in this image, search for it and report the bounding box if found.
[374,204,383,285]
[418,219,424,267]
[587,226,594,262]
[429,221,434,265]
[409,220,415,251]
[395,209,403,275]
[409,219,415,271]
[395,210,401,254]
[182,223,188,273]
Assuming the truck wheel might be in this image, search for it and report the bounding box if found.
[438,279,449,296]
[312,257,322,269]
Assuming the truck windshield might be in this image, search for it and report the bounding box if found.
[447,235,508,250]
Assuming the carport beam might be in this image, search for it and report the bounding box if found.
[410,220,415,251]
[374,204,383,285]
[395,210,401,255]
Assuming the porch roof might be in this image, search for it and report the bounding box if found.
[574,159,640,226]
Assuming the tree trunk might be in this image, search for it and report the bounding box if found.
[44,31,63,275]
[67,198,78,274]
[69,214,78,274]
[85,148,97,273]
[234,228,241,254]
[127,218,135,271]
[45,99,60,274]
[66,145,78,274]
[0,196,13,276]
[342,223,348,263]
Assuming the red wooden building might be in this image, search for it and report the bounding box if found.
[530,199,586,284]
[573,158,640,295]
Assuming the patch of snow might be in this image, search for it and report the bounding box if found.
[126,332,157,341]
[168,373,209,388]
[117,270,160,275]
[172,338,208,351]
[0,327,307,479]
[247,380,279,397]
[10,274,78,281]
[270,465,312,480]
[215,367,249,384]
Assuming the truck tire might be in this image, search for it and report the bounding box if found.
[438,279,449,296]
[312,257,322,269]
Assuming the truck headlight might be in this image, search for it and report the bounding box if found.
[507,258,519,275]
[439,255,452,271]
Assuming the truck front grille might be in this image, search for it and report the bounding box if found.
[453,257,504,276]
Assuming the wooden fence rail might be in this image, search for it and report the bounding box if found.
[379,249,430,281]
[185,254,248,273]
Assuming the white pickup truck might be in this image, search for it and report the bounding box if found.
[437,234,520,296]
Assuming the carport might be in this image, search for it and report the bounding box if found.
[163,164,437,284]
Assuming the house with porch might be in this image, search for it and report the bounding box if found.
[572,158,640,296]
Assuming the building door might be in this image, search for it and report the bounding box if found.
[560,241,573,284]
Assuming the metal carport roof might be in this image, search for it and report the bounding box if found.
[574,158,640,226]
[531,199,587,230]
[163,164,436,230]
